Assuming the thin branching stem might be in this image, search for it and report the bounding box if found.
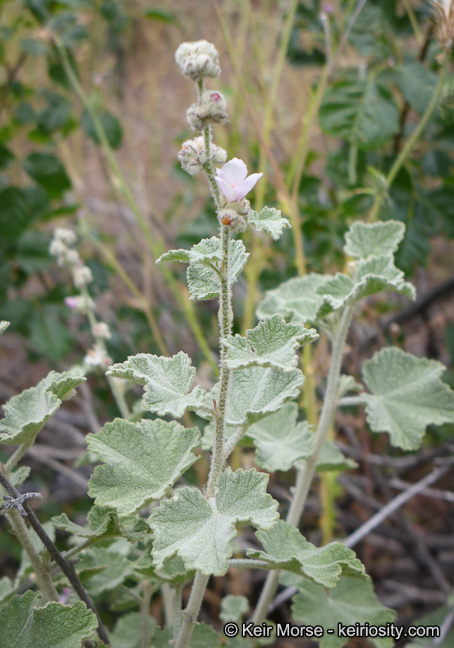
[252,305,355,623]
[0,471,111,646]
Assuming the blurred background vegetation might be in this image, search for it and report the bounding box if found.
[1,0,454,642]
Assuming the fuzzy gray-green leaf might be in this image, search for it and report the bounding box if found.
[361,348,454,450]
[108,351,205,418]
[223,315,318,372]
[248,207,291,240]
[224,365,304,426]
[247,520,365,587]
[149,468,279,576]
[0,592,97,648]
[344,220,405,259]
[291,574,396,648]
[187,239,249,300]
[0,370,85,445]
[157,237,223,266]
[247,403,315,472]
[257,274,331,324]
[87,418,200,516]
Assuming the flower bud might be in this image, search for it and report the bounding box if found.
[54,227,77,246]
[49,239,67,259]
[178,136,227,175]
[218,209,247,232]
[92,322,111,339]
[226,198,251,216]
[175,40,221,81]
[65,295,95,313]
[186,91,228,131]
[73,265,93,288]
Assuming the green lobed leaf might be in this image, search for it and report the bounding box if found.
[344,220,405,259]
[223,365,304,426]
[248,207,291,240]
[247,403,315,472]
[394,62,438,115]
[319,76,399,149]
[0,591,97,648]
[257,274,331,324]
[220,595,249,623]
[149,468,279,576]
[247,521,365,587]
[23,152,71,196]
[0,577,13,607]
[51,505,148,542]
[315,441,358,472]
[111,611,158,648]
[77,548,132,597]
[0,370,85,445]
[151,623,220,648]
[187,239,249,300]
[405,601,454,647]
[87,418,200,516]
[157,237,222,266]
[108,351,206,418]
[223,315,318,372]
[315,254,415,317]
[10,466,31,488]
[361,348,454,450]
[294,440,358,473]
[291,573,396,648]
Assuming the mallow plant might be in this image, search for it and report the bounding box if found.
[1,39,454,648]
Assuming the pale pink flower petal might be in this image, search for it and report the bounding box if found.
[215,176,246,202]
[217,158,247,184]
[65,296,79,310]
[236,172,263,197]
[215,157,263,202]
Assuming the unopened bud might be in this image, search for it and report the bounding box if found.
[226,198,250,216]
[186,91,228,131]
[54,227,77,246]
[178,136,227,175]
[73,265,93,288]
[175,40,221,81]
[92,322,111,339]
[65,295,95,313]
[218,209,247,232]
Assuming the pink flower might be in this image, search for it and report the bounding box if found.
[65,296,79,310]
[215,158,263,202]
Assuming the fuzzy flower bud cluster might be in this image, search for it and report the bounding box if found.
[187,90,228,131]
[178,136,227,175]
[175,40,220,81]
[49,228,93,289]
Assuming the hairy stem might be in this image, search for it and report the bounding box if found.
[4,439,34,474]
[174,100,233,648]
[252,305,354,623]
[142,580,152,648]
[6,508,59,603]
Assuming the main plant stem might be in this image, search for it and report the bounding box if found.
[252,305,355,623]
[174,100,232,648]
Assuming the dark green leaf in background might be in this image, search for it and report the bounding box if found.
[81,108,123,149]
[23,151,71,196]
